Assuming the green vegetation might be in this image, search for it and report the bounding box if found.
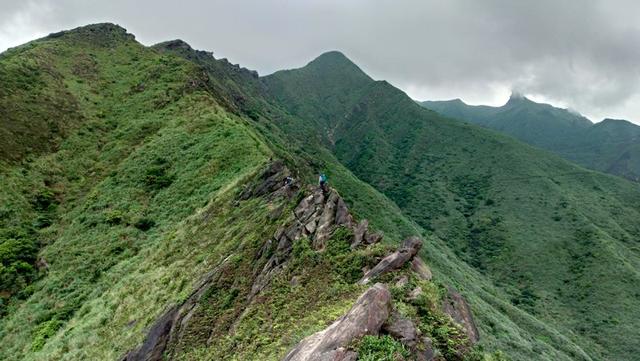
[0,24,276,360]
[422,96,640,182]
[356,335,409,361]
[1,23,639,361]
[265,51,640,360]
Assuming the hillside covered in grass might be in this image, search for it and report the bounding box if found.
[421,96,640,182]
[1,23,639,361]
[264,51,640,361]
[0,24,498,361]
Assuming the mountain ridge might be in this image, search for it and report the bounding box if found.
[1,24,640,361]
[265,50,640,361]
[421,95,640,181]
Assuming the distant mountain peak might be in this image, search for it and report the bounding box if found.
[272,49,372,84]
[313,50,351,62]
[153,39,194,52]
[307,50,363,72]
[505,92,533,106]
[599,118,635,127]
[45,22,135,45]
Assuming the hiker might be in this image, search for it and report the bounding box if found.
[319,173,328,192]
[283,176,294,186]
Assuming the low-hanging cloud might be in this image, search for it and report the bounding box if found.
[1,0,639,123]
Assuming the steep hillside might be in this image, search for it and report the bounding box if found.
[0,24,503,361]
[3,23,640,361]
[265,52,640,361]
[421,97,640,181]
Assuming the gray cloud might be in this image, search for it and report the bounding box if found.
[1,0,639,123]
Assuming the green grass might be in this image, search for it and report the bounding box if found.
[356,335,409,361]
[3,23,640,361]
[421,97,640,182]
[264,51,640,360]
[0,24,275,360]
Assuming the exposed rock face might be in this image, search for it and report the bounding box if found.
[383,311,418,348]
[121,306,176,361]
[359,236,423,284]
[121,255,234,361]
[411,257,433,281]
[418,337,438,361]
[239,160,297,200]
[442,287,480,343]
[351,219,368,248]
[121,161,478,361]
[282,283,391,361]
[251,183,381,298]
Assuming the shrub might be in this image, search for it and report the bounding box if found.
[357,335,409,361]
[105,210,124,225]
[133,217,155,231]
[143,157,174,190]
[31,319,63,351]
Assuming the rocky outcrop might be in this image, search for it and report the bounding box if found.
[359,236,423,284]
[282,283,391,361]
[121,255,234,361]
[239,160,298,200]
[442,287,480,344]
[121,161,478,361]
[383,311,418,348]
[350,219,383,249]
[250,183,382,299]
[411,257,433,281]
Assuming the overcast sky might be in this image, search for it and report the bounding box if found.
[2,0,640,124]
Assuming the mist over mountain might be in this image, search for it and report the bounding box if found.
[1,23,639,361]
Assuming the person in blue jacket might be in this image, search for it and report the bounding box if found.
[318,173,328,191]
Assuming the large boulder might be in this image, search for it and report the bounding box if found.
[442,287,480,343]
[351,219,369,248]
[239,160,291,200]
[359,237,423,284]
[411,257,432,281]
[282,283,391,361]
[382,311,418,348]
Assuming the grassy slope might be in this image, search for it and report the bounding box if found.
[0,24,279,359]
[0,25,485,361]
[1,24,638,361]
[264,52,640,361]
[421,98,640,182]
[162,46,614,360]
[156,44,593,360]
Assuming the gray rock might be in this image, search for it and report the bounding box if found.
[408,286,423,301]
[359,236,423,284]
[383,312,418,348]
[335,197,353,227]
[364,231,383,245]
[282,283,391,361]
[290,276,301,287]
[314,191,339,249]
[239,161,292,200]
[442,287,480,344]
[411,257,432,281]
[417,337,437,361]
[395,276,409,288]
[316,348,358,361]
[305,219,317,234]
[351,219,369,248]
